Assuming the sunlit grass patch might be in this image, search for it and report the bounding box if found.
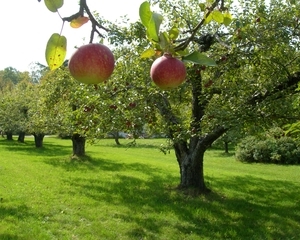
[0,136,299,239]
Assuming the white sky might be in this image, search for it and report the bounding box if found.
[0,0,143,72]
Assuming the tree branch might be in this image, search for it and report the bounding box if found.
[174,0,222,51]
[61,0,109,42]
[247,71,300,105]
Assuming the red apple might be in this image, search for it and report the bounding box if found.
[204,79,213,88]
[150,53,186,90]
[83,105,92,112]
[68,43,115,84]
[109,104,118,110]
[129,102,137,108]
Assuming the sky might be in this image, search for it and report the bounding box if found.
[0,0,143,72]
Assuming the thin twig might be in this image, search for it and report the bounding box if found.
[61,0,110,42]
[174,0,221,51]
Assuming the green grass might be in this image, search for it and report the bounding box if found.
[0,136,299,240]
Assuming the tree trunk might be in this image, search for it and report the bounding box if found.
[72,133,86,157]
[153,69,227,195]
[6,132,13,141]
[224,141,229,154]
[33,133,45,148]
[113,131,121,145]
[176,145,210,193]
[18,132,26,143]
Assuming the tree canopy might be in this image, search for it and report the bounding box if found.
[1,0,300,194]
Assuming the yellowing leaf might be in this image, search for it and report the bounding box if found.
[70,16,89,28]
[141,48,156,58]
[204,13,213,25]
[211,10,224,24]
[169,26,179,40]
[44,0,64,12]
[45,33,67,70]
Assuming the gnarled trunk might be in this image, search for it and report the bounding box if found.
[173,133,225,194]
[176,146,209,193]
[72,133,86,157]
[33,133,45,148]
[152,68,227,194]
[18,131,26,143]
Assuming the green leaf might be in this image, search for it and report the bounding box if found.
[44,0,64,12]
[288,0,296,5]
[141,48,156,58]
[199,3,206,12]
[169,26,179,40]
[211,10,224,24]
[223,12,233,26]
[147,12,163,42]
[139,1,152,27]
[204,13,213,25]
[182,51,217,66]
[139,1,163,43]
[159,32,169,50]
[45,33,67,70]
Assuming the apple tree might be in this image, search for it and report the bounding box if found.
[38,0,300,194]
[135,0,300,193]
[0,71,33,141]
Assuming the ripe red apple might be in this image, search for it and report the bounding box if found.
[129,102,137,108]
[109,104,118,110]
[150,53,186,90]
[68,43,115,84]
[204,79,213,88]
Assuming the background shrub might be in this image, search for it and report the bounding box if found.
[235,135,300,165]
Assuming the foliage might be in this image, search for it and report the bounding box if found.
[0,76,33,136]
[235,128,300,164]
[29,0,300,191]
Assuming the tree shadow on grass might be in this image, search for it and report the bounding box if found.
[207,175,300,239]
[0,138,72,157]
[0,234,20,240]
[0,204,37,239]
[0,204,34,220]
[50,156,300,239]
[102,140,164,150]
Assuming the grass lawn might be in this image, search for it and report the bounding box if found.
[0,136,299,240]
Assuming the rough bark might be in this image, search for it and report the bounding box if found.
[72,133,86,157]
[174,126,227,193]
[18,132,26,143]
[33,133,45,148]
[178,148,207,192]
